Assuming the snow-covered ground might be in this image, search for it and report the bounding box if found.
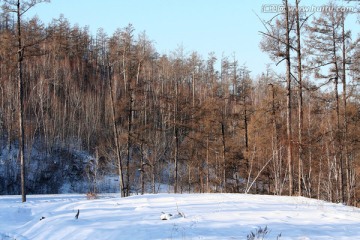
[1,193,360,240]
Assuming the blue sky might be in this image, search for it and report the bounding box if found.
[26,0,359,77]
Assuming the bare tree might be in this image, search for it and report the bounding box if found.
[108,62,125,197]
[305,4,350,203]
[295,0,304,196]
[1,0,50,202]
[259,0,294,196]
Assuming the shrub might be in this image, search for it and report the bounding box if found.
[247,226,281,240]
[86,192,98,200]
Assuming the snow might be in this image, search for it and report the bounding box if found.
[1,193,360,240]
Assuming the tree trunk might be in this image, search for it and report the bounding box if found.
[306,99,314,197]
[221,122,226,192]
[341,13,350,205]
[206,135,210,193]
[244,100,249,151]
[108,65,125,197]
[174,127,179,193]
[126,89,133,197]
[174,81,179,194]
[332,23,344,203]
[296,0,304,196]
[16,0,26,203]
[140,145,145,195]
[284,0,293,196]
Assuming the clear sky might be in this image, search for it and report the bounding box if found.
[26,0,359,77]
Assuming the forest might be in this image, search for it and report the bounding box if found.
[0,0,360,206]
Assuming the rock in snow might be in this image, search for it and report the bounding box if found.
[160,212,172,220]
[160,211,185,220]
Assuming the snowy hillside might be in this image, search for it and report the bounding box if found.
[1,193,360,240]
[0,144,121,195]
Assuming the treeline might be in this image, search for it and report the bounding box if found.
[1,1,360,205]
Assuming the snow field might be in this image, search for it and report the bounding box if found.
[0,193,360,239]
